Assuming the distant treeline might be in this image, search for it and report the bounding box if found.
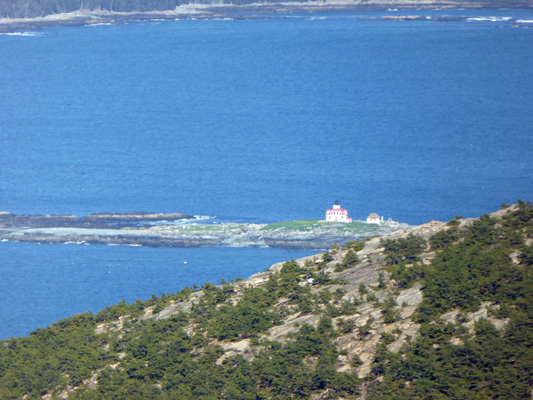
[1,0,189,18]
[1,0,531,19]
[0,0,257,19]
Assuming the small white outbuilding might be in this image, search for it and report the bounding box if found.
[366,213,382,224]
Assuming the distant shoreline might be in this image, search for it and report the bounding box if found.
[1,1,531,33]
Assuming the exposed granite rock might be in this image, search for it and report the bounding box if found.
[396,283,423,307]
[0,211,193,229]
[440,301,510,333]
[217,339,254,364]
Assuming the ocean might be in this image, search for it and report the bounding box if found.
[0,9,532,338]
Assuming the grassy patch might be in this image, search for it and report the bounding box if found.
[162,224,250,232]
[261,220,382,233]
[157,220,386,234]
[260,219,322,231]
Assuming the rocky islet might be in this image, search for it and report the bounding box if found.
[0,212,412,250]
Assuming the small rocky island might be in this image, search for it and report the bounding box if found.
[0,211,411,250]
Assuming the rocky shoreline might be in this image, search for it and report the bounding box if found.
[1,0,531,33]
[0,211,194,229]
[0,212,412,249]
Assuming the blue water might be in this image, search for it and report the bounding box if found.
[0,9,532,338]
[0,242,313,338]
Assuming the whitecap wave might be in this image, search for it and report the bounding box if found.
[86,23,113,27]
[467,16,513,22]
[147,215,216,226]
[194,215,216,221]
[1,31,43,36]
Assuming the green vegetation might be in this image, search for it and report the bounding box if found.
[0,314,108,398]
[261,219,382,234]
[334,249,361,272]
[381,234,426,265]
[368,201,533,399]
[0,258,360,399]
[1,201,532,399]
[261,219,322,231]
[162,223,251,232]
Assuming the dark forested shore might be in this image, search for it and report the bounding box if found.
[1,0,531,33]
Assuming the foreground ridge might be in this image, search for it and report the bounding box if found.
[0,202,531,399]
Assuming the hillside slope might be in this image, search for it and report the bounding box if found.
[0,202,531,399]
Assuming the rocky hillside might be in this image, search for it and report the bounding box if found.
[0,202,531,399]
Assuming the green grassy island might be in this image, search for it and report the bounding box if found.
[0,202,532,399]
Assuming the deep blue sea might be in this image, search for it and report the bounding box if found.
[0,9,532,338]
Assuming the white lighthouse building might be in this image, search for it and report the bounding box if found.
[326,200,352,223]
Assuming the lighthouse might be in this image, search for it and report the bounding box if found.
[325,200,352,223]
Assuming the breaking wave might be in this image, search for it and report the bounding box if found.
[1,31,43,36]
